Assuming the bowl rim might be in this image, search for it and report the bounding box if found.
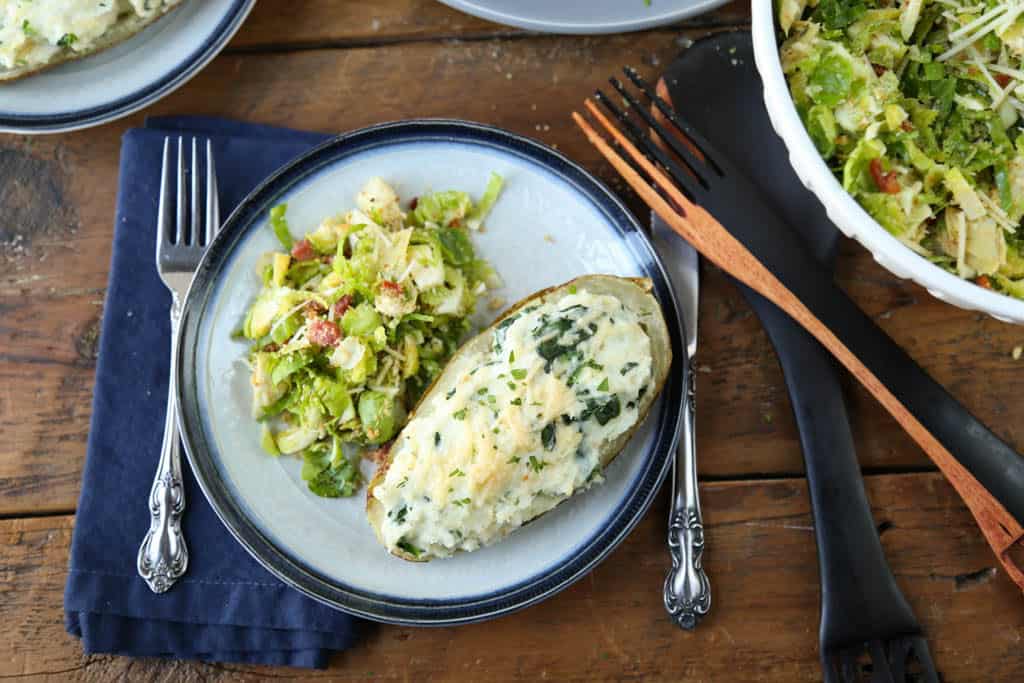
[750,0,1024,324]
[173,118,685,625]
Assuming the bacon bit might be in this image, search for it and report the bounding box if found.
[450,218,462,228]
[364,441,393,464]
[901,120,914,132]
[996,73,1012,88]
[975,275,993,289]
[409,196,418,211]
[968,66,980,77]
[332,294,353,319]
[307,319,341,347]
[869,158,900,194]
[303,301,326,319]
[872,64,887,76]
[379,280,403,296]
[290,239,316,261]
[320,254,333,265]
[261,342,280,353]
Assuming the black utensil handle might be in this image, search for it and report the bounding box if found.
[745,289,921,644]
[723,201,1024,525]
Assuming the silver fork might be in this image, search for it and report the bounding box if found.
[137,137,220,594]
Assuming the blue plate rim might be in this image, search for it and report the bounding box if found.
[176,118,685,625]
[0,0,255,134]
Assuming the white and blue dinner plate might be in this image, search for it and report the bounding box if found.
[0,0,254,134]
[437,0,729,34]
[176,120,685,625]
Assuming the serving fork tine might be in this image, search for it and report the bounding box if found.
[137,137,220,594]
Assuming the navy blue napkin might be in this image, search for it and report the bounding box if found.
[64,116,361,669]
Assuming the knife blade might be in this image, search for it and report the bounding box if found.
[650,211,710,629]
[651,213,698,358]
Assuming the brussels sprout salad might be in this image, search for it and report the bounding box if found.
[779,0,1024,298]
[239,175,504,498]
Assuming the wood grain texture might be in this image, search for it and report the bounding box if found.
[3,1,1024,677]
[577,98,1024,587]
[2,23,1024,514]
[4,474,1023,681]
[230,0,750,47]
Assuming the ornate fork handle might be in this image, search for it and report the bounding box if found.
[664,359,710,629]
[137,295,189,593]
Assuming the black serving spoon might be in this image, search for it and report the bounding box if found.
[660,32,938,681]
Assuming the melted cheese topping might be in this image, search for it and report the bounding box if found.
[0,0,177,71]
[372,290,654,559]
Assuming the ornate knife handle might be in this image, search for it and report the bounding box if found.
[137,299,188,593]
[664,360,710,629]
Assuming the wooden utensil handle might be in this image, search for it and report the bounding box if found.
[673,200,1024,579]
[574,109,1024,588]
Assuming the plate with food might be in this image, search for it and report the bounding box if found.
[0,0,255,134]
[176,119,684,624]
[752,0,1024,323]
[437,0,729,34]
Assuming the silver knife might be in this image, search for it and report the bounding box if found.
[650,211,711,629]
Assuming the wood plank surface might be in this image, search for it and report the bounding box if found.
[3,21,1024,514]
[230,0,750,47]
[3,0,1024,679]
[4,473,1022,682]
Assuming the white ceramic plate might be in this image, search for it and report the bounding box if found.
[176,120,685,625]
[750,0,1024,324]
[437,0,729,34]
[0,0,254,134]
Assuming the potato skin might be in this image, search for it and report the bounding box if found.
[0,3,182,84]
[366,274,673,562]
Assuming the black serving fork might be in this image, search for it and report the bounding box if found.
[573,62,1024,614]
[651,35,939,680]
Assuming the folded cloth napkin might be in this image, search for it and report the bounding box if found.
[64,116,360,668]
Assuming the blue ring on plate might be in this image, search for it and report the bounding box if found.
[0,0,254,133]
[176,119,685,625]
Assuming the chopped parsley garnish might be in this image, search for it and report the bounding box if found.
[397,538,422,558]
[511,397,522,406]
[568,285,577,294]
[21,20,36,37]
[389,505,408,524]
[452,497,471,507]
[511,368,528,380]
[528,455,547,473]
[541,422,557,451]
[507,381,517,391]
[453,408,467,420]
[621,362,638,375]
[58,33,78,48]
[509,350,516,363]
[434,432,441,447]
[450,468,465,477]
[507,455,521,464]
[477,387,488,395]
[397,476,408,488]
[597,377,610,392]
[446,388,456,400]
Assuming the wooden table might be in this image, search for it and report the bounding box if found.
[3,2,1024,680]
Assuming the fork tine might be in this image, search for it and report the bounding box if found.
[582,99,695,212]
[572,109,699,245]
[157,137,175,248]
[176,137,187,246]
[595,87,703,198]
[606,77,710,188]
[190,137,201,246]
[622,66,723,176]
[206,139,221,239]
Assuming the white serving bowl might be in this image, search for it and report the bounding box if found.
[750,0,1024,324]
